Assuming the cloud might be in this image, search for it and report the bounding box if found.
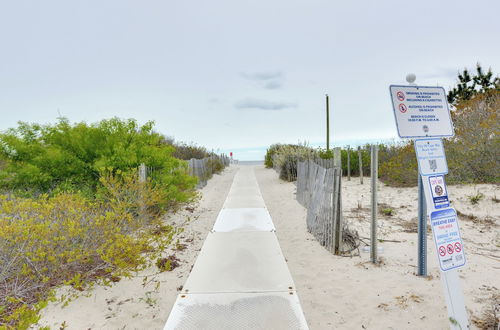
[208,97,221,104]
[241,70,285,90]
[264,80,283,89]
[235,98,296,110]
[241,71,283,81]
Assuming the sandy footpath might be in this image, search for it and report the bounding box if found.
[36,166,237,330]
[255,165,499,330]
[36,164,498,330]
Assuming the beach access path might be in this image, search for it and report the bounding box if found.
[37,164,498,329]
[164,165,309,329]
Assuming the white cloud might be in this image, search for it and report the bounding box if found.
[234,98,297,110]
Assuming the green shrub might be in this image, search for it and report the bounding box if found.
[0,171,181,329]
[272,144,317,181]
[0,118,196,204]
[264,144,283,168]
[165,140,211,160]
[467,192,484,205]
[378,142,418,187]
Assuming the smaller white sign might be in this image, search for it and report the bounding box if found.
[430,208,466,272]
[389,85,454,138]
[414,138,448,175]
[429,175,449,209]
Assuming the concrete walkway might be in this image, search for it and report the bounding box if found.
[164,165,309,329]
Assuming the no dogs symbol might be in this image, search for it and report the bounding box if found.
[454,242,462,253]
[398,104,407,113]
[396,91,405,101]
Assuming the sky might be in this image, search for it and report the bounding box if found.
[1,0,499,160]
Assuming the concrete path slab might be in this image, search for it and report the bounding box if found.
[164,165,308,329]
[182,231,293,294]
[212,208,275,232]
[164,292,308,330]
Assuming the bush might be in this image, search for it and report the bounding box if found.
[0,171,180,329]
[444,91,499,184]
[378,91,499,186]
[340,146,371,177]
[165,140,212,160]
[0,118,196,205]
[272,144,317,181]
[264,144,283,168]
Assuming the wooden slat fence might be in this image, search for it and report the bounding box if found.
[297,160,343,254]
[188,155,230,188]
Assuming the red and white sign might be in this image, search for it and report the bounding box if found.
[430,208,466,272]
[389,85,454,138]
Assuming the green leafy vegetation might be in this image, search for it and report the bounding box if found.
[447,64,499,105]
[0,118,196,200]
[468,192,485,205]
[0,117,206,328]
[0,171,182,329]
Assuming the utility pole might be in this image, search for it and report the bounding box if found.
[326,94,330,151]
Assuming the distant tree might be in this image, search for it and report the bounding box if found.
[447,64,499,105]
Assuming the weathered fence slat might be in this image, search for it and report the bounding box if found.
[297,160,343,255]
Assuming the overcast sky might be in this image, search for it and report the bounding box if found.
[1,0,499,160]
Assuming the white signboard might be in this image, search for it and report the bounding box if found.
[429,175,450,209]
[414,138,448,175]
[389,85,454,138]
[430,208,466,272]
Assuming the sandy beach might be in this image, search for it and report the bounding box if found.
[37,164,499,330]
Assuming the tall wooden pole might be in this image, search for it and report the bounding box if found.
[326,94,330,151]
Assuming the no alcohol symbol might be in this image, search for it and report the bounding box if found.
[447,244,454,255]
[398,104,407,113]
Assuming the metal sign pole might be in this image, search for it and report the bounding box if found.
[389,74,469,329]
[417,174,427,276]
[421,176,469,329]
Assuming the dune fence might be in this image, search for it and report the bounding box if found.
[139,155,230,189]
[296,159,347,255]
[188,155,230,188]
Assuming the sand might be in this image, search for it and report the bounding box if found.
[254,166,499,330]
[36,165,499,329]
[36,166,238,330]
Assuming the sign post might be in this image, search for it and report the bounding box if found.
[389,76,469,330]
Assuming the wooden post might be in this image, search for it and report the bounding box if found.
[358,146,363,184]
[347,146,351,181]
[326,94,330,151]
[139,163,146,183]
[333,147,341,168]
[370,145,378,264]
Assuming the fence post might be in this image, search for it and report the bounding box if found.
[139,163,146,183]
[370,145,378,264]
[333,147,341,168]
[358,146,363,184]
[347,146,351,181]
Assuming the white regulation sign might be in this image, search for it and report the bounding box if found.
[389,85,454,138]
[429,175,450,209]
[414,138,448,175]
[430,208,466,272]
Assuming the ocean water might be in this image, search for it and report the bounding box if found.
[238,160,264,166]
